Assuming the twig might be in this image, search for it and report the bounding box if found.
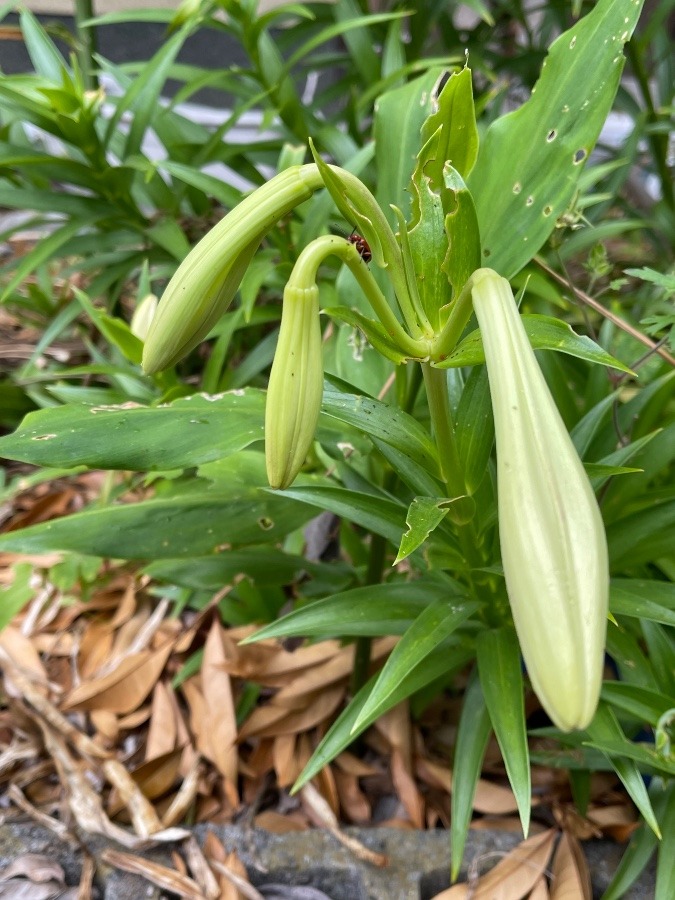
[535,258,675,368]
[7,783,77,845]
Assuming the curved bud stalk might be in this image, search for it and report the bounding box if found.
[471,268,608,732]
[265,283,323,490]
[142,164,324,373]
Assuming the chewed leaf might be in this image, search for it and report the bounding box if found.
[396,496,468,563]
[434,314,633,373]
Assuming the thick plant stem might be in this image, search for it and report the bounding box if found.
[74,0,98,91]
[422,366,467,503]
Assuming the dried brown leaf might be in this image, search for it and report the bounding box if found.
[437,830,557,899]
[550,832,592,900]
[62,641,174,714]
[0,628,48,697]
[273,733,299,788]
[201,620,238,787]
[333,769,371,824]
[529,876,550,899]
[239,683,345,740]
[146,680,180,760]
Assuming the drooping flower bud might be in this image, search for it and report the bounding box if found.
[142,165,323,373]
[265,283,323,490]
[471,268,608,731]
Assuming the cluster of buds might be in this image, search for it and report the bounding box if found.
[142,159,609,733]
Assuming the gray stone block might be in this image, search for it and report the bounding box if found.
[0,823,656,899]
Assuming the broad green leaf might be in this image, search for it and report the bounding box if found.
[353,598,478,730]
[468,0,644,277]
[0,484,316,560]
[585,704,661,836]
[322,386,440,477]
[375,68,446,224]
[371,438,444,498]
[146,550,352,594]
[273,485,407,547]
[435,315,633,372]
[601,683,675,728]
[451,671,492,880]
[0,391,266,471]
[241,579,462,641]
[476,628,531,837]
[610,580,675,628]
[293,643,473,792]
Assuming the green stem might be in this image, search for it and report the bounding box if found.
[74,0,98,91]
[422,364,478,541]
[289,235,427,359]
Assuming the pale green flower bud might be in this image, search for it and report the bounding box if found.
[265,283,323,490]
[471,268,608,731]
[142,165,323,373]
[130,293,158,341]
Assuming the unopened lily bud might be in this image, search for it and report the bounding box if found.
[471,268,608,732]
[130,293,158,341]
[265,283,323,490]
[142,165,323,373]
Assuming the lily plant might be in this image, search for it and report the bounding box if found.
[142,0,656,878]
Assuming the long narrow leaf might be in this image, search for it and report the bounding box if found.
[477,627,531,837]
[451,671,492,880]
[353,598,479,730]
[585,703,661,836]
